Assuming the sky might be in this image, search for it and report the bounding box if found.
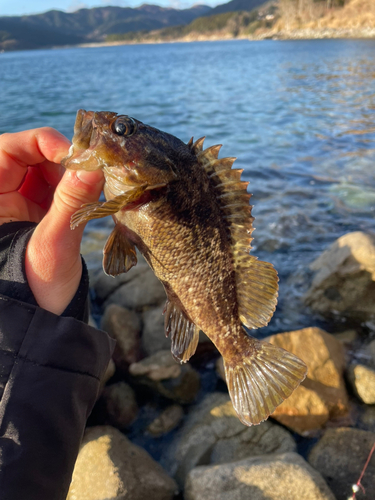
[0,0,223,16]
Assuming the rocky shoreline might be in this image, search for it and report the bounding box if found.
[68,27,375,52]
[74,27,375,51]
[68,231,375,500]
[256,27,375,40]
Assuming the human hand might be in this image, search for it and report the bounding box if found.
[0,127,104,315]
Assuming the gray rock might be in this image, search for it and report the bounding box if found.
[368,339,375,367]
[216,357,225,381]
[309,427,375,500]
[333,329,358,345]
[129,350,200,404]
[142,306,210,355]
[101,304,142,370]
[147,405,184,437]
[104,266,166,311]
[130,350,181,381]
[142,305,171,355]
[357,405,375,433]
[102,382,138,428]
[185,452,335,500]
[99,358,116,392]
[93,262,150,303]
[164,393,296,488]
[305,231,375,321]
[104,359,116,383]
[211,418,297,465]
[347,363,375,404]
[88,314,97,328]
[67,426,178,500]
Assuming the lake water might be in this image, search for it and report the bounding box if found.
[1,39,374,335]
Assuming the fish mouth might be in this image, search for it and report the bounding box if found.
[61,109,105,171]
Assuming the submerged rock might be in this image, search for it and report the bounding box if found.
[185,452,335,500]
[129,350,200,404]
[347,364,375,405]
[102,382,139,428]
[104,266,166,311]
[304,231,375,321]
[147,405,184,437]
[267,327,349,434]
[164,393,296,488]
[101,358,116,388]
[142,305,171,356]
[67,426,177,500]
[308,427,375,500]
[93,262,150,304]
[357,405,375,433]
[101,304,142,371]
[367,339,375,367]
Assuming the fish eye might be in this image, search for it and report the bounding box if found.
[112,117,137,137]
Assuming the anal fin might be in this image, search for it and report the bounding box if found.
[103,224,137,276]
[164,300,199,363]
[224,334,307,426]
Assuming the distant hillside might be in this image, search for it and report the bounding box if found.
[106,0,375,44]
[207,0,269,16]
[107,2,277,44]
[0,4,212,51]
[2,0,372,51]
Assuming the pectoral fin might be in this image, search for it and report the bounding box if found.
[103,224,138,276]
[70,184,148,229]
[164,300,199,363]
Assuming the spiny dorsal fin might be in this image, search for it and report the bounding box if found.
[192,137,205,154]
[187,137,194,148]
[197,143,278,329]
[164,300,199,363]
[198,144,222,160]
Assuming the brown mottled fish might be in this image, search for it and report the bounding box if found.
[62,109,307,426]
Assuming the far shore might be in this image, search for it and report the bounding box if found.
[74,27,375,49]
[3,27,375,54]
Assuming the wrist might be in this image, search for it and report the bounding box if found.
[25,236,83,316]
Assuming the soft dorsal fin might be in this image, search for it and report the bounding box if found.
[196,144,278,329]
[164,300,199,363]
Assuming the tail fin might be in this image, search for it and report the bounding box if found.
[224,336,307,426]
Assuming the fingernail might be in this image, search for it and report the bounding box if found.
[76,169,104,186]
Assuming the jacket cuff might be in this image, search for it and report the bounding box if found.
[0,294,115,381]
[0,221,90,321]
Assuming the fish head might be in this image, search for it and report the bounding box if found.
[62,109,193,189]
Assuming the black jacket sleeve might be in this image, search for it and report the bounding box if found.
[0,222,115,500]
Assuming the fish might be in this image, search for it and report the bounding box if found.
[62,109,307,426]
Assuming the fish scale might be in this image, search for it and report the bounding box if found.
[63,109,307,426]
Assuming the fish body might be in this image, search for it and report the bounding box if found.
[63,110,307,426]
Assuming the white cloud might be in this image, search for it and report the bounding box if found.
[67,1,89,12]
[100,0,130,6]
[167,0,190,9]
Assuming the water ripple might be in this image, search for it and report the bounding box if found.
[1,39,374,333]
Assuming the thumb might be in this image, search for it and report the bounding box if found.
[35,168,104,259]
[25,168,104,315]
[50,168,105,241]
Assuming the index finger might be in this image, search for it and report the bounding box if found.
[0,127,71,194]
